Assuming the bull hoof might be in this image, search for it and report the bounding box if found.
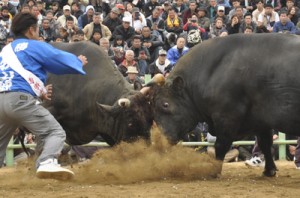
[263,169,277,177]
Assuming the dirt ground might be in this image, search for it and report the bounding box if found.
[1,130,300,198]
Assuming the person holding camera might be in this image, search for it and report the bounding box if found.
[183,15,207,47]
[131,7,147,35]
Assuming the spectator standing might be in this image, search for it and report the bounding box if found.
[130,7,147,35]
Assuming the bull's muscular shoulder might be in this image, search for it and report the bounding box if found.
[172,33,299,77]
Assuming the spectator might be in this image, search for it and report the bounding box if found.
[183,15,206,47]
[239,12,257,33]
[167,37,189,67]
[252,0,265,23]
[147,49,172,78]
[89,29,102,45]
[144,0,160,18]
[273,10,296,33]
[0,0,16,16]
[116,3,126,19]
[130,7,147,35]
[228,0,248,19]
[57,5,78,28]
[265,0,282,12]
[51,2,63,19]
[161,1,172,20]
[39,18,56,43]
[124,2,134,17]
[78,5,95,30]
[209,17,228,38]
[125,66,144,84]
[112,16,135,46]
[71,29,85,42]
[118,49,139,77]
[71,2,84,19]
[257,3,279,32]
[45,10,60,36]
[295,137,300,169]
[64,15,79,42]
[287,5,299,25]
[141,26,164,64]
[36,1,46,16]
[103,7,122,34]
[227,14,241,34]
[99,37,114,60]
[207,0,218,22]
[172,0,187,19]
[130,35,150,77]
[111,35,129,65]
[164,8,184,38]
[83,12,112,41]
[244,25,254,33]
[0,6,12,33]
[214,5,229,25]
[197,7,211,32]
[182,0,198,24]
[31,4,43,25]
[146,7,165,41]
[20,4,31,13]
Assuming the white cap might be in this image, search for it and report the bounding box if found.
[218,6,225,11]
[63,5,71,11]
[122,16,131,23]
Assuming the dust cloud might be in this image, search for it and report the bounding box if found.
[74,127,222,184]
[2,127,222,185]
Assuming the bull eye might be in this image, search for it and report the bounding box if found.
[163,102,169,108]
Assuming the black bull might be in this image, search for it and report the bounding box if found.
[43,42,153,146]
[148,33,300,177]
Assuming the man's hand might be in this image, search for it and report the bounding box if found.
[78,55,88,66]
[41,84,53,101]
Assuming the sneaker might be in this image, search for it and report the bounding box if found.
[245,156,265,167]
[36,159,74,180]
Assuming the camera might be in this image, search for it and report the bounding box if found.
[134,12,140,20]
[191,19,197,23]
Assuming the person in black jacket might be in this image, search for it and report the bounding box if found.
[141,26,163,63]
[112,16,135,47]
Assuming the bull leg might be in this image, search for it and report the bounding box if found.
[214,136,234,161]
[256,130,277,177]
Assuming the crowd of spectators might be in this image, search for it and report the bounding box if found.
[3,0,300,82]
[1,0,300,167]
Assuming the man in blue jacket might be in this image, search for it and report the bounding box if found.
[0,13,88,180]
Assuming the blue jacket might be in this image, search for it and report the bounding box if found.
[167,46,189,66]
[272,21,297,34]
[0,38,85,96]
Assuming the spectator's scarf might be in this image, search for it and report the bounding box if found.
[166,16,180,28]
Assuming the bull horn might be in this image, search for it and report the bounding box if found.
[140,87,150,95]
[97,102,114,112]
[118,98,130,107]
[145,74,165,86]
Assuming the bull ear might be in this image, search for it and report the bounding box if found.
[171,76,184,94]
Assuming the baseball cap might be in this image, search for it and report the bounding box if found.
[218,6,225,11]
[111,7,120,14]
[159,49,167,56]
[63,5,71,11]
[122,16,131,23]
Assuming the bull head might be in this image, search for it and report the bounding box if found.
[97,98,131,113]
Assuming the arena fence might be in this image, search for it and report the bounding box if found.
[5,132,297,167]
